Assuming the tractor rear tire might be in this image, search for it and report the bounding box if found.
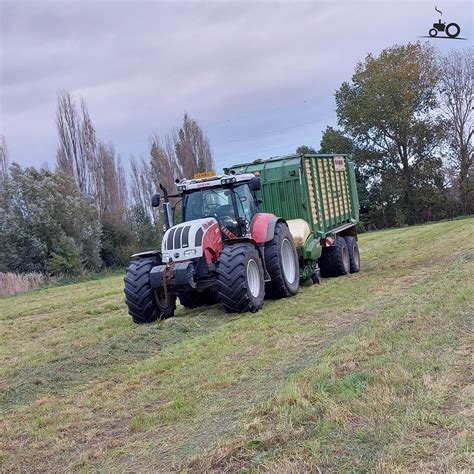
[178,289,216,309]
[124,257,176,324]
[318,236,350,278]
[264,222,300,298]
[217,243,265,313]
[344,236,361,273]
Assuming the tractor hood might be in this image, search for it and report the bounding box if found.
[161,218,219,263]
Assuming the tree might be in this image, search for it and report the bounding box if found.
[0,165,102,274]
[319,126,390,228]
[296,145,317,154]
[150,133,179,193]
[0,134,9,180]
[438,48,474,214]
[95,142,128,218]
[130,155,155,222]
[335,42,445,224]
[174,113,214,177]
[55,91,128,219]
[56,91,90,194]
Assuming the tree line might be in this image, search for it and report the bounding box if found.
[0,41,472,276]
[0,98,214,275]
[298,43,473,228]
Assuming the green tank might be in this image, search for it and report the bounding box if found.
[226,154,360,281]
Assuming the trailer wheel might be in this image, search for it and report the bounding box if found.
[124,257,176,324]
[217,243,265,313]
[344,236,361,273]
[318,236,350,277]
[178,290,216,309]
[264,222,300,298]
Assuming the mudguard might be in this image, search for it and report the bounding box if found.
[131,250,162,259]
[250,213,286,244]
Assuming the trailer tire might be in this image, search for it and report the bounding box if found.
[318,236,350,277]
[124,257,176,324]
[344,236,361,273]
[264,222,299,298]
[178,290,216,309]
[217,243,265,313]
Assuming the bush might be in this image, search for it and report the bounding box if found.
[100,217,136,268]
[0,165,102,273]
[47,238,82,276]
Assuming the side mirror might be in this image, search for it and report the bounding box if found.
[249,176,261,192]
[151,193,161,207]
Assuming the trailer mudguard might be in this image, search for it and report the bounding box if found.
[250,213,286,244]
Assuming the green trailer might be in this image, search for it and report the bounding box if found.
[226,154,360,281]
[124,153,361,321]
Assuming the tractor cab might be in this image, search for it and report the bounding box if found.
[153,172,262,262]
[178,173,261,238]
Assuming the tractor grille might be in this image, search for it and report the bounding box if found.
[165,225,192,250]
[195,228,204,247]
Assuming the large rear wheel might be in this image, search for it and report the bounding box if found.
[318,236,350,277]
[217,243,265,313]
[124,257,176,324]
[344,236,361,273]
[264,222,299,298]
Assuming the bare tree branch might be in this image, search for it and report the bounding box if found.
[0,134,9,179]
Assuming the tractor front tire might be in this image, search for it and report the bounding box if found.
[124,257,176,324]
[343,236,361,273]
[318,236,350,278]
[264,222,299,298]
[217,243,265,313]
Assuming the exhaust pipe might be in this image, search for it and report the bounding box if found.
[159,184,174,230]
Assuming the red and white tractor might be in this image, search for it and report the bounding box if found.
[124,172,299,322]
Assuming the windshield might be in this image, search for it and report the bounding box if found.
[183,188,232,222]
[182,184,258,236]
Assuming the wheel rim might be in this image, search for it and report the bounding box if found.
[281,238,296,284]
[342,246,350,273]
[247,259,261,297]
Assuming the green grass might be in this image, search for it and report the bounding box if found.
[1,217,473,472]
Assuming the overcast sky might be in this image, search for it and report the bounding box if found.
[0,0,472,172]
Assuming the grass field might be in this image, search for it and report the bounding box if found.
[1,218,473,472]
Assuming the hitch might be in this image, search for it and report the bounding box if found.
[162,261,175,304]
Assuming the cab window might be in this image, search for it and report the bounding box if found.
[233,184,257,224]
[183,189,231,222]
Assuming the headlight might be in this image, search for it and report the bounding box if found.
[162,253,171,262]
[184,249,196,257]
[221,177,236,185]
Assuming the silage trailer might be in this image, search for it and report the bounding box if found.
[124,154,360,322]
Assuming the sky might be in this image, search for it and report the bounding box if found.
[0,0,472,172]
